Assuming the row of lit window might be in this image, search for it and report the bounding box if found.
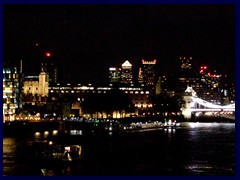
[135,104,153,108]
[50,90,107,94]
[125,91,149,94]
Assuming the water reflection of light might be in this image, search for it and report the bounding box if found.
[188,122,200,128]
[188,122,222,128]
[164,128,176,135]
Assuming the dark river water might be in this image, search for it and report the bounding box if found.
[3,122,235,176]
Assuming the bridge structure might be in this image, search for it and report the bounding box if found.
[181,86,235,119]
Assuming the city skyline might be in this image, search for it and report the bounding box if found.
[4,4,235,84]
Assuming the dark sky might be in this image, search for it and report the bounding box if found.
[4,4,235,84]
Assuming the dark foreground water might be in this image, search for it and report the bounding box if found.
[3,122,235,176]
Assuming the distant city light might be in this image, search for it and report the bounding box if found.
[45,52,52,57]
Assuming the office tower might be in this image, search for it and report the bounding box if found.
[3,67,23,121]
[121,60,133,84]
[180,56,192,70]
[109,67,121,83]
[138,68,144,84]
[41,52,58,85]
[199,65,208,75]
[141,59,157,87]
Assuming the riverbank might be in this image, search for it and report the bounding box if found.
[3,116,234,138]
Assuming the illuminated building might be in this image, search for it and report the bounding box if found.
[3,67,23,122]
[23,72,49,105]
[180,56,192,70]
[197,66,222,105]
[109,67,121,83]
[140,59,157,87]
[48,83,152,118]
[182,86,196,119]
[199,65,208,75]
[38,71,49,97]
[23,76,39,95]
[23,73,49,97]
[138,68,143,84]
[121,60,133,84]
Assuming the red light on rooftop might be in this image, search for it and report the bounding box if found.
[45,52,52,57]
[154,59,157,63]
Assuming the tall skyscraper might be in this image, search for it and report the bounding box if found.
[140,59,157,87]
[121,60,133,84]
[109,67,121,83]
[41,52,58,85]
[138,67,144,84]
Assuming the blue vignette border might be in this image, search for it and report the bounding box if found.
[0,0,239,179]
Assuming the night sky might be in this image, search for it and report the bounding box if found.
[4,4,235,84]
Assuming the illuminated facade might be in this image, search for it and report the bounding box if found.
[39,72,49,97]
[140,59,157,87]
[109,67,121,83]
[3,67,22,122]
[198,66,222,105]
[121,60,133,84]
[182,86,196,119]
[23,73,49,98]
[48,83,152,117]
[23,76,39,95]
